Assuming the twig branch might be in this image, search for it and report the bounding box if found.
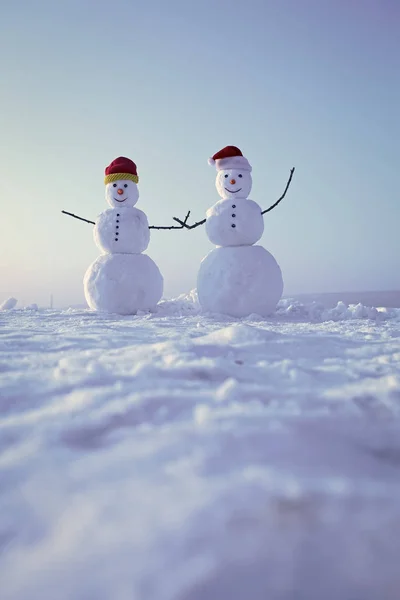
[261,167,295,215]
[173,217,206,230]
[62,210,95,225]
[62,210,192,231]
[149,211,191,230]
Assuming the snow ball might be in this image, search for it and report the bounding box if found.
[25,303,39,311]
[215,168,252,200]
[352,303,367,319]
[0,297,17,310]
[197,246,283,318]
[205,198,264,247]
[84,253,163,315]
[94,207,150,254]
[105,179,139,208]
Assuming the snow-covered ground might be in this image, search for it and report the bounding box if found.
[1,293,400,600]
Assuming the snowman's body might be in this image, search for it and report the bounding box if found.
[94,207,150,254]
[197,149,283,317]
[205,198,264,247]
[84,253,162,315]
[84,158,163,315]
[198,245,283,317]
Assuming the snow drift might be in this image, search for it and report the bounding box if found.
[0,293,399,600]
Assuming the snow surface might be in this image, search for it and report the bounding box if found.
[1,293,400,600]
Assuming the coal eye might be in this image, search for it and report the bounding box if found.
[124,184,128,188]
[224,174,228,178]
[238,174,242,178]
[113,183,117,187]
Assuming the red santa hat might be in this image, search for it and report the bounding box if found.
[208,145,252,172]
[104,156,139,184]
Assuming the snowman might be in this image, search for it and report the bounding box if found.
[174,146,294,317]
[81,156,182,315]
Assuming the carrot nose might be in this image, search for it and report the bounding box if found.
[230,179,236,185]
[117,188,124,195]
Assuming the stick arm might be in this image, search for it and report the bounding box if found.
[61,210,95,225]
[149,211,191,230]
[172,216,206,230]
[62,210,192,230]
[261,167,295,215]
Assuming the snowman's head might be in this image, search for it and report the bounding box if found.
[216,169,252,200]
[105,179,139,208]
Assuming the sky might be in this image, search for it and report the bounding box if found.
[0,0,399,308]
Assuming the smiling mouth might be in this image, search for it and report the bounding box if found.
[225,188,242,194]
[113,197,127,202]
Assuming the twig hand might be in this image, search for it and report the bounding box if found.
[149,211,191,230]
[173,216,206,230]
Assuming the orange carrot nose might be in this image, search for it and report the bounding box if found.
[117,188,124,195]
[230,179,236,185]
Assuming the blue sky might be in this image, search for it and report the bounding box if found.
[0,0,398,307]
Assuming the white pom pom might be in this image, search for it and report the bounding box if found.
[207,157,215,166]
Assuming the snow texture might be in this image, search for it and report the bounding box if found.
[94,207,150,254]
[0,297,17,311]
[25,303,38,311]
[205,198,264,247]
[215,168,252,200]
[197,246,283,317]
[2,294,399,599]
[84,253,163,315]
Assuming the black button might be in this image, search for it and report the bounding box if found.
[231,224,236,228]
[232,205,236,208]
[116,232,119,235]
[116,220,119,223]
[116,226,119,229]
[115,238,118,241]
[117,213,120,217]
[232,214,236,217]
